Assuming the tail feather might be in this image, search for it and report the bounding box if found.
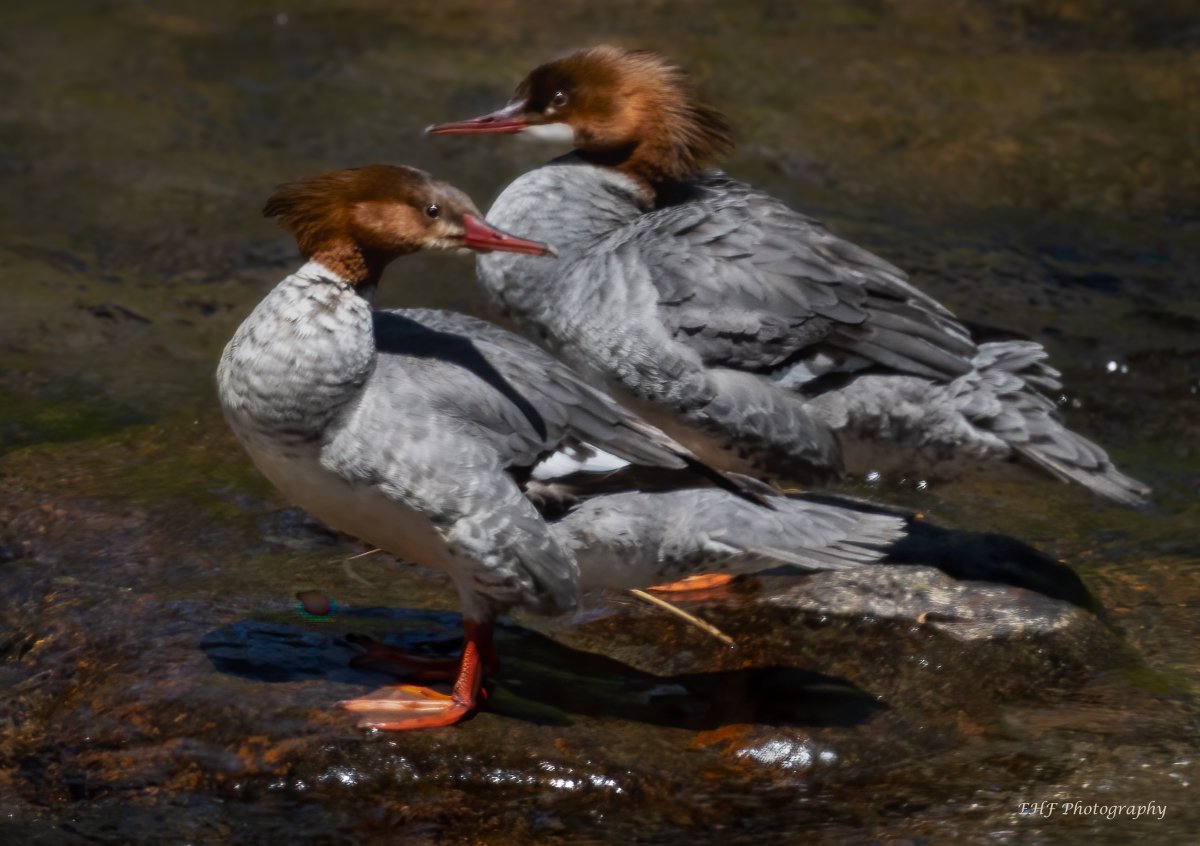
[560,488,908,591]
[560,487,1094,606]
[970,341,1149,506]
[1016,436,1149,506]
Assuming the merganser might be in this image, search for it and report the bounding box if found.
[428,46,1148,505]
[217,164,910,730]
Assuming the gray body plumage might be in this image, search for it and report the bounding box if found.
[477,157,1148,504]
[217,262,907,621]
[560,490,902,590]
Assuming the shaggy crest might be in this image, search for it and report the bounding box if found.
[263,164,431,259]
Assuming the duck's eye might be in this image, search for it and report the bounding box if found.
[425,203,440,220]
[550,90,568,109]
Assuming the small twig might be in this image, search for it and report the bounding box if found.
[628,589,735,647]
[342,547,382,586]
[346,547,383,561]
[335,547,735,648]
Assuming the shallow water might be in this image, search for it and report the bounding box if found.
[2,1,1198,843]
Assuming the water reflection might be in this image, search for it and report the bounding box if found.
[202,614,889,730]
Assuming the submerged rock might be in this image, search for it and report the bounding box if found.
[760,565,1097,641]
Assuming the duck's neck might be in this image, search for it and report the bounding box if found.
[576,89,729,197]
[310,240,390,290]
[218,261,377,447]
[580,140,698,198]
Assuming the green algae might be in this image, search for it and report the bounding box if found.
[1120,665,1197,698]
[0,388,146,455]
[0,414,266,513]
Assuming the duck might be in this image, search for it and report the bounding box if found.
[427,46,1148,505]
[217,164,912,730]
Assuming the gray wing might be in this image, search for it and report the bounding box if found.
[552,243,844,482]
[322,307,740,618]
[323,306,791,615]
[380,309,760,502]
[325,389,580,616]
[378,309,692,471]
[633,174,978,382]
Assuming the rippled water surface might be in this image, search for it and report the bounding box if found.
[2,1,1198,843]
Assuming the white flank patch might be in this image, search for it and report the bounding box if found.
[519,122,576,144]
[531,445,629,480]
[769,352,871,389]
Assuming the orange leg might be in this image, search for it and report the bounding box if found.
[648,573,736,593]
[340,621,494,730]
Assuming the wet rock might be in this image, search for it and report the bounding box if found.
[0,453,1182,844]
[569,567,1115,724]
[762,566,1096,641]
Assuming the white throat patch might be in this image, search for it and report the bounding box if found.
[519,122,576,144]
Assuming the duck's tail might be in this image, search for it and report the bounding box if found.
[966,341,1149,506]
[558,488,907,592]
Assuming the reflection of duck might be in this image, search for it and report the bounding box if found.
[429,46,1147,504]
[202,617,886,731]
[217,165,909,730]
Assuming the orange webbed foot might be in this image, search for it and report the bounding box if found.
[340,620,493,731]
[647,573,736,593]
[340,684,478,730]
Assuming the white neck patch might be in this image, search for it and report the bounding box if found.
[519,122,576,144]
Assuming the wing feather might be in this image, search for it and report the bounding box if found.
[623,175,978,381]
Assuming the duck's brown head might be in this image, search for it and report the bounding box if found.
[264,164,553,286]
[427,47,733,188]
